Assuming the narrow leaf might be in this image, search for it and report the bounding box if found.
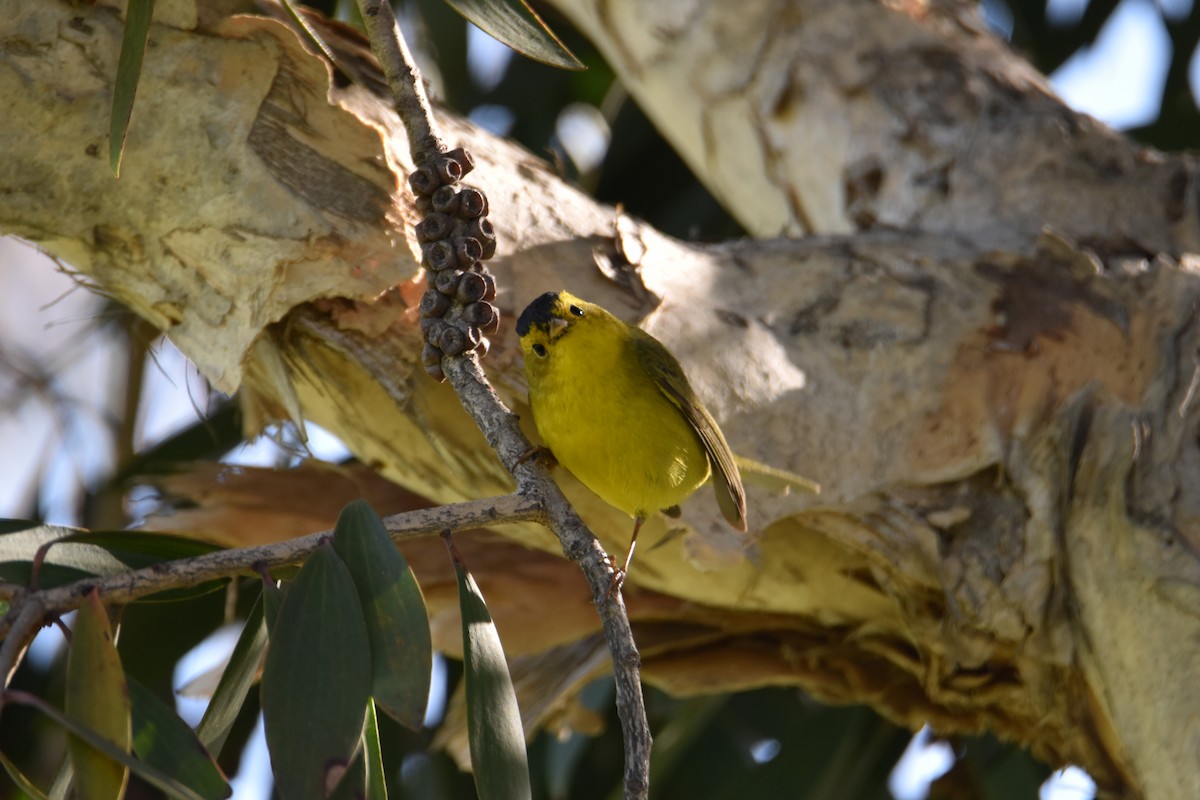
[0,523,223,601]
[326,702,387,800]
[363,703,388,800]
[262,574,285,632]
[280,0,339,64]
[48,760,72,800]
[328,743,367,800]
[262,542,371,800]
[196,594,268,757]
[5,690,208,800]
[65,589,131,800]
[110,0,155,176]
[446,534,531,800]
[128,678,230,800]
[332,500,432,730]
[443,0,584,70]
[0,748,50,800]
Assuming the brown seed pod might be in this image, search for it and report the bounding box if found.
[482,307,501,335]
[465,218,497,259]
[461,301,496,329]
[434,268,463,296]
[423,319,448,347]
[409,167,439,196]
[421,342,443,368]
[419,289,450,318]
[458,187,487,219]
[415,213,454,244]
[475,337,490,357]
[438,323,467,355]
[455,271,487,304]
[479,269,497,302]
[444,147,475,177]
[424,240,456,271]
[431,185,460,214]
[462,323,482,351]
[434,155,463,185]
[455,237,483,267]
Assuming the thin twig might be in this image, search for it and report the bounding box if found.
[351,0,652,793]
[442,356,653,798]
[0,493,542,691]
[355,0,443,162]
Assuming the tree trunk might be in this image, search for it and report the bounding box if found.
[1,1,1197,797]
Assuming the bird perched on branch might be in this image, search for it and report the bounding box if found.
[516,291,747,592]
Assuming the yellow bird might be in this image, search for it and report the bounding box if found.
[516,291,747,588]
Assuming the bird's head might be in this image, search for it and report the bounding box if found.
[516,291,607,363]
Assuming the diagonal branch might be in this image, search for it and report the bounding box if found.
[352,1,652,795]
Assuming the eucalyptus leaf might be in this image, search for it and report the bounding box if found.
[363,702,388,800]
[262,575,284,632]
[443,0,583,70]
[7,689,208,800]
[332,499,432,730]
[448,535,531,800]
[196,593,268,757]
[129,677,230,800]
[0,748,50,800]
[328,740,367,800]
[261,543,371,800]
[65,590,131,800]
[329,700,391,800]
[110,0,155,176]
[0,523,223,601]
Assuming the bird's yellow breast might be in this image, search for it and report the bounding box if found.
[525,312,711,519]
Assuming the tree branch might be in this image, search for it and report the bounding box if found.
[0,494,542,692]
[355,0,442,162]
[351,2,652,794]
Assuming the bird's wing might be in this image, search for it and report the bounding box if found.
[631,333,747,531]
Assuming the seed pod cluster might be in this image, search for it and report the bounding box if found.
[411,148,499,381]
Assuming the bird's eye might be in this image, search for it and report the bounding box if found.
[569,305,584,317]
[532,343,547,357]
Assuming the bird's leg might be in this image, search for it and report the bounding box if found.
[517,445,557,468]
[606,515,644,599]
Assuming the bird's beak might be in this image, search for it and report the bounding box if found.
[549,317,568,340]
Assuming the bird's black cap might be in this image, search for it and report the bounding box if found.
[516,292,560,337]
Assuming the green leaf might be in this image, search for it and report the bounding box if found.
[6,689,208,800]
[363,703,388,800]
[129,678,230,800]
[262,574,285,632]
[65,589,131,800]
[328,744,367,800]
[110,0,155,176]
[0,523,224,601]
[332,500,432,730]
[196,593,268,757]
[262,542,371,800]
[447,534,531,800]
[327,702,388,800]
[279,0,339,64]
[0,748,50,799]
[442,0,584,70]
[48,760,71,800]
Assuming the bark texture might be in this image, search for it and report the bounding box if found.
[2,1,1199,797]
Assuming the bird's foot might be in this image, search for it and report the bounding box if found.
[604,567,626,601]
[517,445,557,468]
